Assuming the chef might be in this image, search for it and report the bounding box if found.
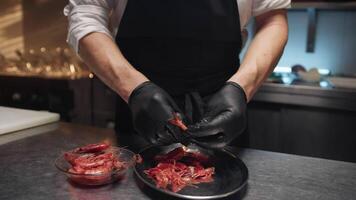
[64,0,290,151]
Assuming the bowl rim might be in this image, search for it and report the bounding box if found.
[54,146,136,176]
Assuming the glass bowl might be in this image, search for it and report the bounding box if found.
[55,147,136,186]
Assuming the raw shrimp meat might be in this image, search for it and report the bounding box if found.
[144,147,215,192]
[64,143,127,184]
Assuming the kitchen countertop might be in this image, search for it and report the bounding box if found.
[253,83,356,111]
[0,122,355,200]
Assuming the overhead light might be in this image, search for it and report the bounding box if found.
[318,69,331,75]
[319,81,330,88]
[274,66,291,73]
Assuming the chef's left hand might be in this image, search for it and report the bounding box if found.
[188,82,247,148]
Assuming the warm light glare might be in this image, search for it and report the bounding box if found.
[26,62,32,69]
[45,65,51,72]
[69,64,75,73]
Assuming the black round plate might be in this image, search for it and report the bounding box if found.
[134,143,248,199]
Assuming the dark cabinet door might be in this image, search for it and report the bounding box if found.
[247,102,356,163]
[279,106,356,162]
[247,103,282,152]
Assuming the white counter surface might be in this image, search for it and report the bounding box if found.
[0,106,60,135]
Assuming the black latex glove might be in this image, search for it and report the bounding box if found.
[129,81,188,145]
[188,82,247,148]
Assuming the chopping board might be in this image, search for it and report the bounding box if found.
[0,106,60,135]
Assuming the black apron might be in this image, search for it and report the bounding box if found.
[115,0,247,152]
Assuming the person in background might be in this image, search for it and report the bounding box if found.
[64,0,290,151]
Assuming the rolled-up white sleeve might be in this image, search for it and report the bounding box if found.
[252,0,291,17]
[64,0,114,53]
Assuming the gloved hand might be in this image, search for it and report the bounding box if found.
[187,82,247,148]
[129,81,188,145]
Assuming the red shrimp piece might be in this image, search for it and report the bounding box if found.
[73,152,113,169]
[83,161,114,175]
[169,113,188,131]
[135,154,143,164]
[64,152,80,165]
[73,142,110,154]
[154,147,186,162]
[69,165,86,174]
[113,158,127,170]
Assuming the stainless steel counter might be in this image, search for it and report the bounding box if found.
[0,122,355,200]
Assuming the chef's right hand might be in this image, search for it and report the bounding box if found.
[128,81,187,145]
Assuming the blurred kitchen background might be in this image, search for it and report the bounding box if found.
[0,0,355,162]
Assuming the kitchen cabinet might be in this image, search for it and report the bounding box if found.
[0,76,74,121]
[247,83,356,162]
[0,76,116,128]
[68,77,116,128]
[89,77,116,128]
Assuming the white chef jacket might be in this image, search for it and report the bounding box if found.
[64,0,291,53]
